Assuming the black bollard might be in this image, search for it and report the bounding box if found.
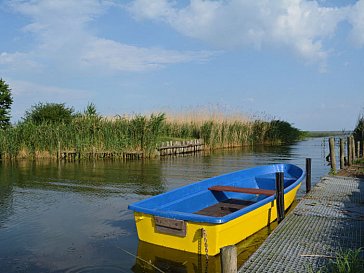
[275,172,285,223]
[306,158,312,193]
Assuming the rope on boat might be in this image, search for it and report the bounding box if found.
[117,246,166,273]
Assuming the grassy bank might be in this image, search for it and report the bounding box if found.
[312,248,363,273]
[0,113,303,159]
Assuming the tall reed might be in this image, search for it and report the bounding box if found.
[162,118,301,149]
[0,113,165,158]
[0,113,302,159]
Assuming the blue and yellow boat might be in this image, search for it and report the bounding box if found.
[128,164,305,256]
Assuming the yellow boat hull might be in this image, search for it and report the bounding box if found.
[133,182,301,256]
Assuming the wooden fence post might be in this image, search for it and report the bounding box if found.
[347,136,352,166]
[221,245,237,273]
[351,136,356,161]
[329,137,336,173]
[340,139,345,169]
[275,172,285,223]
[357,141,360,159]
[306,158,311,193]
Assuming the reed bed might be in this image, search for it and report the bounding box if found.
[0,113,302,159]
[162,118,301,149]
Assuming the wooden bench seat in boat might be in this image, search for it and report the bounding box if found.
[208,185,275,196]
[194,186,276,217]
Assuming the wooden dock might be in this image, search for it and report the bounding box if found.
[59,151,143,160]
[57,139,204,160]
[157,139,204,156]
[239,175,364,272]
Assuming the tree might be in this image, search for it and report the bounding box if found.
[84,102,98,117]
[267,120,302,143]
[353,112,364,142]
[0,78,13,129]
[23,102,74,124]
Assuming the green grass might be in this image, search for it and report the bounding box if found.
[308,248,363,273]
[354,158,364,164]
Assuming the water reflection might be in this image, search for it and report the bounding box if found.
[1,159,166,196]
[0,161,14,228]
[132,241,219,273]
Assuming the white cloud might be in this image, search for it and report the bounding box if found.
[128,0,362,66]
[1,0,211,74]
[10,79,89,99]
[8,79,91,121]
[2,0,363,75]
[128,0,176,20]
[348,0,364,46]
[80,38,212,72]
[0,51,41,70]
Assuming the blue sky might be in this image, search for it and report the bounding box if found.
[0,0,363,131]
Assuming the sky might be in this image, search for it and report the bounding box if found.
[0,0,363,131]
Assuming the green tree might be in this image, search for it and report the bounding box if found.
[353,113,364,142]
[84,102,98,117]
[0,78,13,129]
[23,102,74,125]
[267,120,302,143]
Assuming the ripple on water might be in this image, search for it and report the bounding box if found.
[64,265,129,273]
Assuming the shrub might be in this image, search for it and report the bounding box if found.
[23,102,74,125]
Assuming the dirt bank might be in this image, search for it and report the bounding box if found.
[336,161,364,179]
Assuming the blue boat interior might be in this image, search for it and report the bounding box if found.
[128,164,304,223]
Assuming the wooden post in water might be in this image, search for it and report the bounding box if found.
[306,158,311,193]
[221,245,237,273]
[351,136,356,161]
[357,141,360,159]
[340,139,345,169]
[329,137,336,172]
[347,136,352,166]
[275,172,285,223]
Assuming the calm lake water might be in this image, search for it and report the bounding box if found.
[0,138,332,273]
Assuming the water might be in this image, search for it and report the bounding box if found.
[0,138,331,273]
